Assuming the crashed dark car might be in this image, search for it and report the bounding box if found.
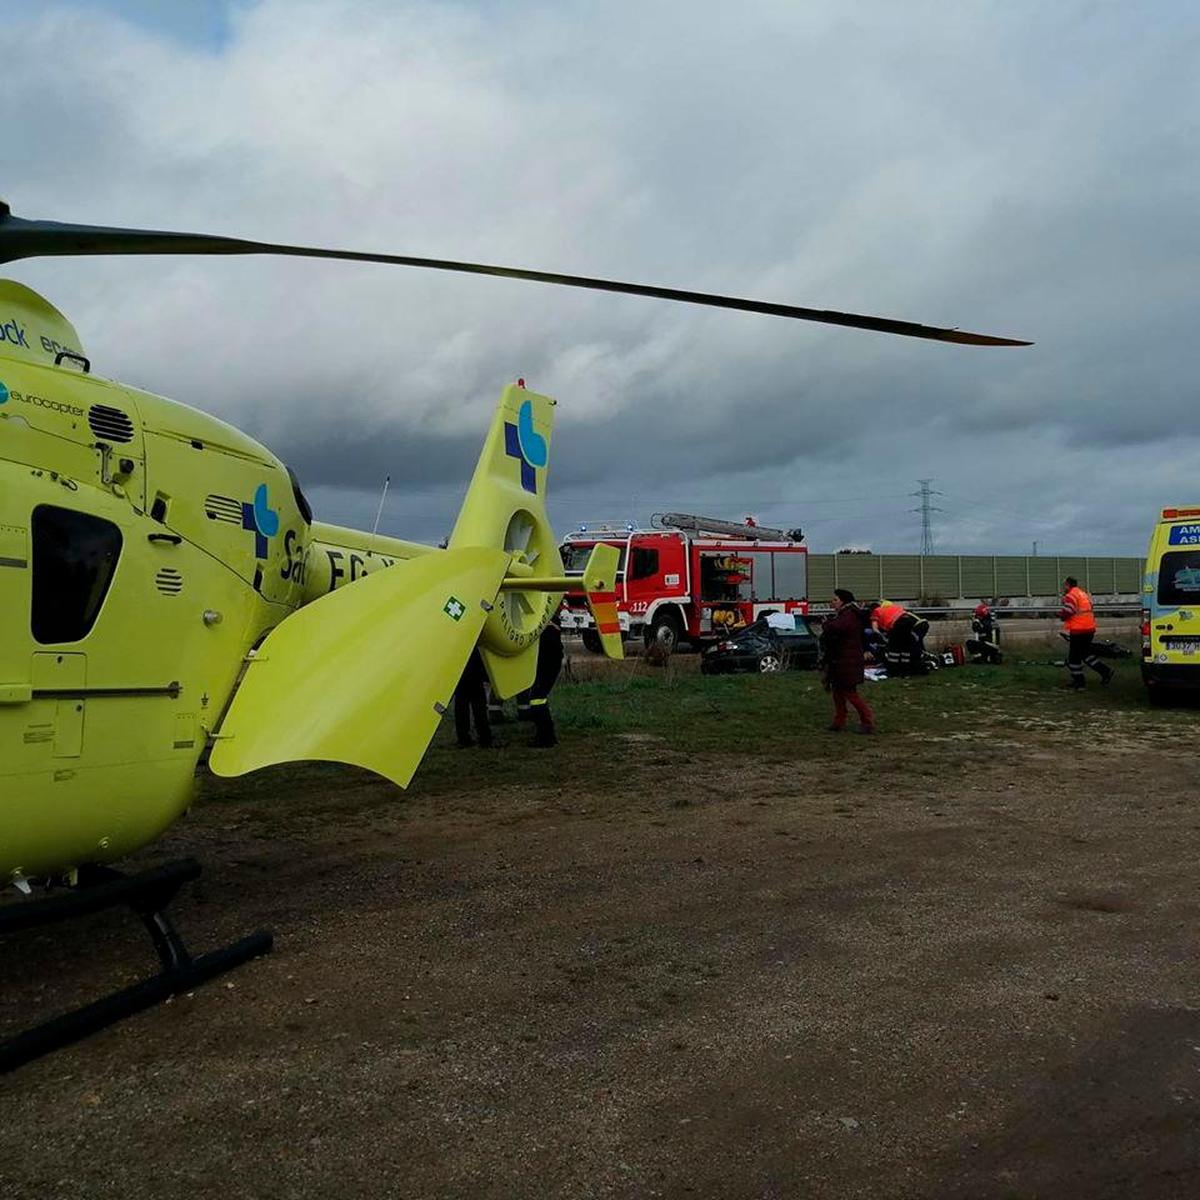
[700,615,821,675]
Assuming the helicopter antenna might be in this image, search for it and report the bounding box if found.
[368,474,391,556]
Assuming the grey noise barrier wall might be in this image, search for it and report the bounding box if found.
[806,555,1145,603]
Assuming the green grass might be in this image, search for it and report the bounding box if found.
[200,646,1192,814]
[413,647,1181,792]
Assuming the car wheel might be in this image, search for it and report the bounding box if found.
[758,653,781,673]
[580,629,602,654]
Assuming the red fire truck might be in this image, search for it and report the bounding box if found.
[560,513,808,652]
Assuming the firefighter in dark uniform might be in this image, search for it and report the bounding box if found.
[1061,576,1112,688]
[966,602,1002,665]
[454,648,493,748]
[486,683,506,726]
[869,600,930,672]
[518,614,565,747]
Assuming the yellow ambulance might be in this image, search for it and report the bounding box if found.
[1142,506,1200,700]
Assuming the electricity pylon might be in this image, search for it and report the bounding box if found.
[911,479,943,555]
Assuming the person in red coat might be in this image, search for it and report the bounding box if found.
[819,588,876,734]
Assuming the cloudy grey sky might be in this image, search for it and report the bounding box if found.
[4,0,1197,553]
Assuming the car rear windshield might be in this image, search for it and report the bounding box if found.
[1158,550,1200,606]
[734,626,774,643]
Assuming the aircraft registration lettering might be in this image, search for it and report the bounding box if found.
[326,548,345,591]
[324,547,397,592]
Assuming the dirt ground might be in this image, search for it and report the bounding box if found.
[3,656,1199,1199]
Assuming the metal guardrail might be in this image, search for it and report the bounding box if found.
[806,604,1140,618]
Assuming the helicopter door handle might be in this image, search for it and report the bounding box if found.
[54,349,91,374]
[147,533,182,545]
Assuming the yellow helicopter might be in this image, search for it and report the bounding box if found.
[0,200,1028,1069]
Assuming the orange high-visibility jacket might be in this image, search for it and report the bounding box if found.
[873,602,906,632]
[1060,585,1096,634]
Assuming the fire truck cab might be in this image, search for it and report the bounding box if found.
[560,513,808,652]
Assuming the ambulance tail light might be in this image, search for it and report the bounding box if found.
[1142,607,1151,657]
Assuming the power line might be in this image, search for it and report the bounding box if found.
[937,490,1073,526]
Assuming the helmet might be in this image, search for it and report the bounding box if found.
[974,603,990,618]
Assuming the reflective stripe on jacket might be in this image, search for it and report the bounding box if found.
[1060,586,1096,633]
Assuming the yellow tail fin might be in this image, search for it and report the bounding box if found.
[448,382,564,695]
[581,544,623,659]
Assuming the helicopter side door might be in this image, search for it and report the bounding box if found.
[0,358,148,705]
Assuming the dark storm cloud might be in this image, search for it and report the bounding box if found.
[3,0,1198,553]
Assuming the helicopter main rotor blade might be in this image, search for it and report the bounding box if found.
[0,204,1031,346]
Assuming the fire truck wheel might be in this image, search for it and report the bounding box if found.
[580,629,603,654]
[645,610,683,654]
[757,652,782,673]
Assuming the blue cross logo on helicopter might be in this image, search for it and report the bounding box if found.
[503,397,548,494]
[242,483,279,558]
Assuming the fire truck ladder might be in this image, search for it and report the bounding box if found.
[652,512,802,542]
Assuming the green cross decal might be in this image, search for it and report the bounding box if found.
[443,596,466,622]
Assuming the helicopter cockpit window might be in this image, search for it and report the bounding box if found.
[286,465,313,525]
[31,506,123,644]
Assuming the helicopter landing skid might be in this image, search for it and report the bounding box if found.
[0,857,272,1074]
